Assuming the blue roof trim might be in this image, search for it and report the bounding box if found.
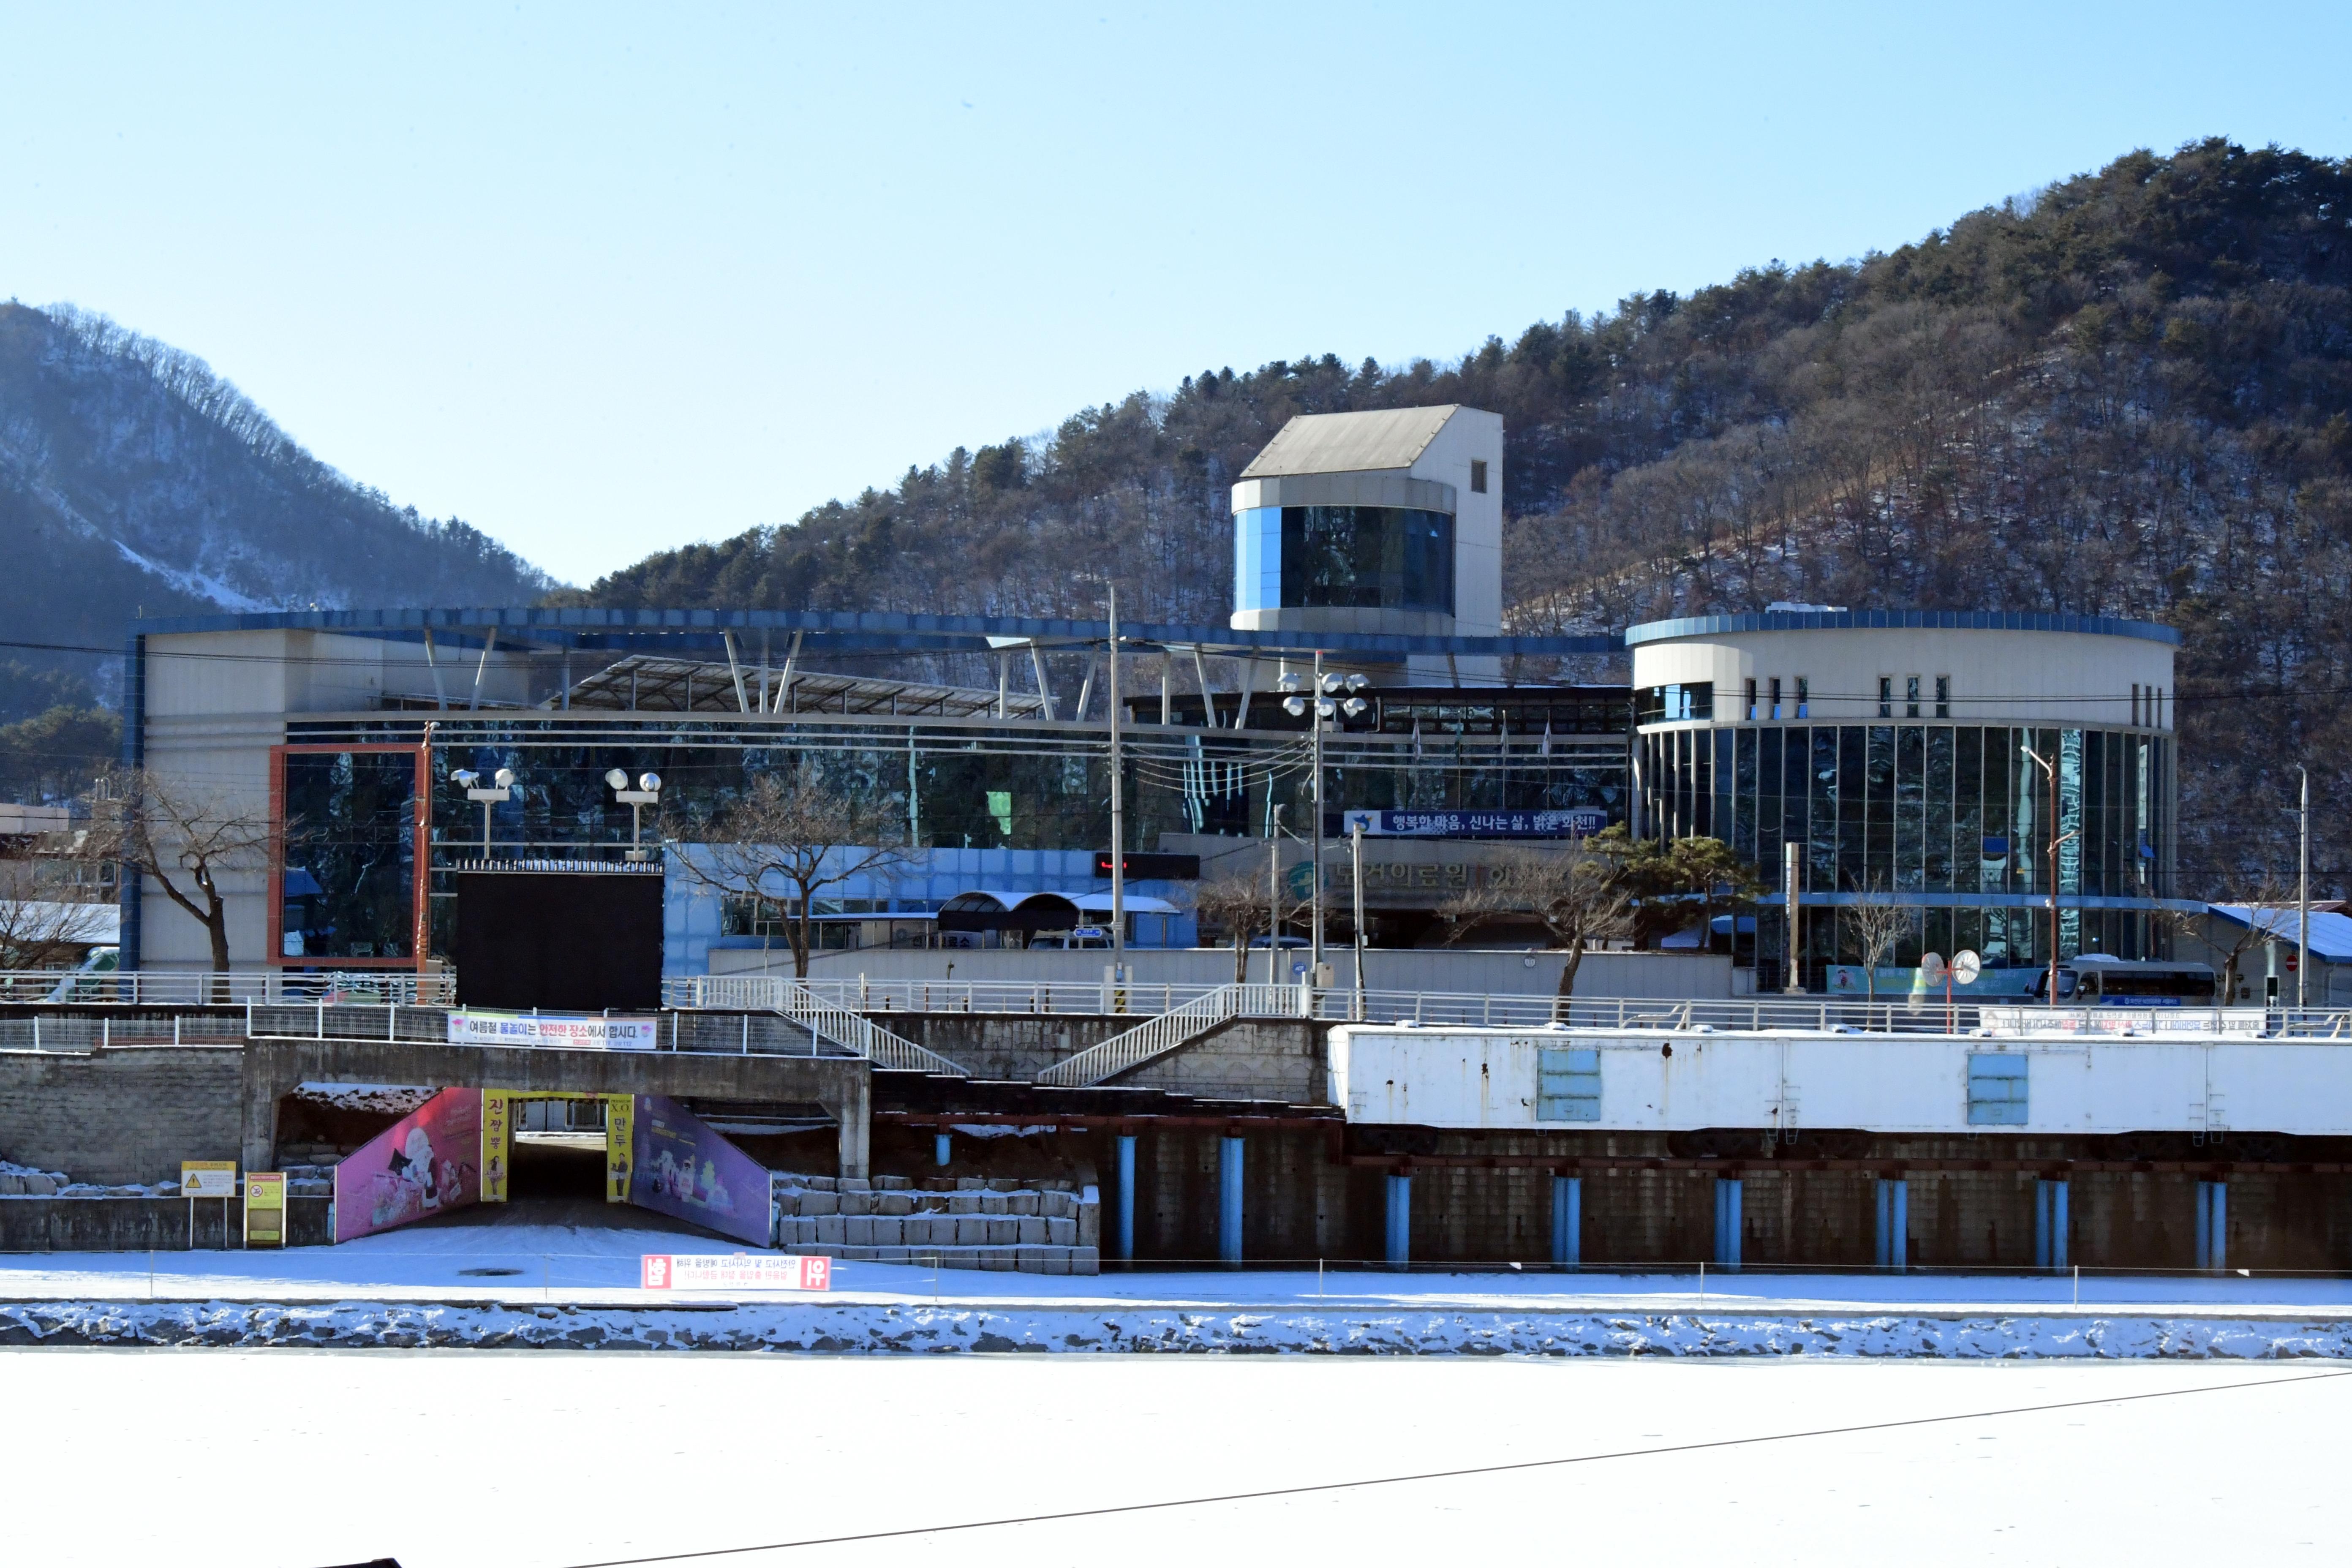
[128,606,1622,658]
[1623,610,2181,647]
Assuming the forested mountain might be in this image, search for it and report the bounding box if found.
[0,302,557,799]
[572,139,2352,885]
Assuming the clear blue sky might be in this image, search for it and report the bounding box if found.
[5,2,2348,586]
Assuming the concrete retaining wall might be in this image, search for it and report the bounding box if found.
[0,1195,332,1251]
[0,1048,245,1185]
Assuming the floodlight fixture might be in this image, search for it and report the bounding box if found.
[604,768,629,790]
[493,768,515,789]
[638,772,661,793]
[1342,697,1369,717]
[1345,673,1369,693]
[450,769,479,788]
[1320,672,1343,694]
[1277,672,1301,693]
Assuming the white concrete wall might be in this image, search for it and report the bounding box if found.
[1329,1026,2352,1135]
[1631,626,2175,731]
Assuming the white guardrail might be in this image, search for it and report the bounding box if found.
[0,970,456,1007]
[666,975,2352,1039]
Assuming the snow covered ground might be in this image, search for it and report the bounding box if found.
[7,1351,2348,1566]
[1,1218,2349,1317]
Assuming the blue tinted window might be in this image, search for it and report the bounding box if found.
[1277,506,1454,614]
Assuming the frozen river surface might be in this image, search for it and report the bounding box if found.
[11,1349,2346,1566]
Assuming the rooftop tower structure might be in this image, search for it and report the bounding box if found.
[1230,405,1502,682]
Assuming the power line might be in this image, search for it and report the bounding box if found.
[553,1367,2351,1566]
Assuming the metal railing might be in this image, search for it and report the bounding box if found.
[0,969,457,1007]
[776,986,969,1076]
[1037,984,1271,1087]
[667,973,2352,1039]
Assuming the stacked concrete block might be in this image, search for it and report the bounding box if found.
[771,1171,1100,1275]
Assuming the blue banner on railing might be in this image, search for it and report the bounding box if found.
[1338,809,1608,839]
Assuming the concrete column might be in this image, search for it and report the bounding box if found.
[1384,1172,1411,1269]
[1218,1135,1244,1264]
[2196,1180,2227,1272]
[1551,1175,1581,1268]
[1875,1178,1908,1271]
[1713,1177,1743,1271]
[1116,1134,1137,1261]
[2035,1179,2070,1271]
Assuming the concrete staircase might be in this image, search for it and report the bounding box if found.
[1033,983,1299,1087]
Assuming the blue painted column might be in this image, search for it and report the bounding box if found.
[2035,1179,2070,1271]
[1116,1134,1137,1261]
[1713,1178,1743,1271]
[2196,1180,2227,1272]
[1385,1172,1412,1268]
[1875,1178,1909,1271]
[934,1132,952,1168]
[1218,1136,1244,1264]
[1551,1175,1582,1267]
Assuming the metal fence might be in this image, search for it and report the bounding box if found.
[0,970,457,1007]
[666,973,2352,1038]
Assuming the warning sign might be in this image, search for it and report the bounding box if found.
[244,1172,287,1247]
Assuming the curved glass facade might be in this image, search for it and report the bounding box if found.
[1233,505,1453,615]
[1640,722,2174,969]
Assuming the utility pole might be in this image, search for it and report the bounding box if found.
[1351,818,1367,1019]
[1108,583,1124,979]
[2299,765,2310,1010]
[1267,818,1283,988]
[1309,649,1325,983]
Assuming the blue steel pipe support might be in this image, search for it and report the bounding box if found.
[1551,1175,1581,1267]
[1116,1134,1137,1261]
[1218,1137,1244,1264]
[1385,1173,1411,1269]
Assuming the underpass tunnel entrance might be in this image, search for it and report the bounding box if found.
[505,1096,614,1201]
[482,1092,632,1208]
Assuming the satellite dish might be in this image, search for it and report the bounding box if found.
[1952,949,1983,985]
[1920,951,1947,984]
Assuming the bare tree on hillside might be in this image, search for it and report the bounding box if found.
[668,772,907,979]
[1436,842,1633,1009]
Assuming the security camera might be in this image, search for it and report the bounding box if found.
[605,768,629,791]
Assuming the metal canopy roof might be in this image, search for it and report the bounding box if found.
[129,605,1622,659]
[1238,406,1459,479]
[563,654,1049,719]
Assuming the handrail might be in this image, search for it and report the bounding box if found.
[0,969,455,1007]
[780,983,969,1076]
[1034,984,1246,1087]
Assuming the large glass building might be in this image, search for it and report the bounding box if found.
[105,408,2194,991]
[1628,609,2188,984]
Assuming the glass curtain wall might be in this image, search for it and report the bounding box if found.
[1641,723,2171,969]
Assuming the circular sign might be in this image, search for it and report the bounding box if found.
[1919,951,1946,983]
[1952,948,1983,985]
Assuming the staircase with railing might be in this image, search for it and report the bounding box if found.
[669,973,969,1075]
[1034,983,1302,1087]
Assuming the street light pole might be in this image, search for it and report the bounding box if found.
[1108,583,1124,979]
[2021,747,2075,1006]
[1309,649,1324,983]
